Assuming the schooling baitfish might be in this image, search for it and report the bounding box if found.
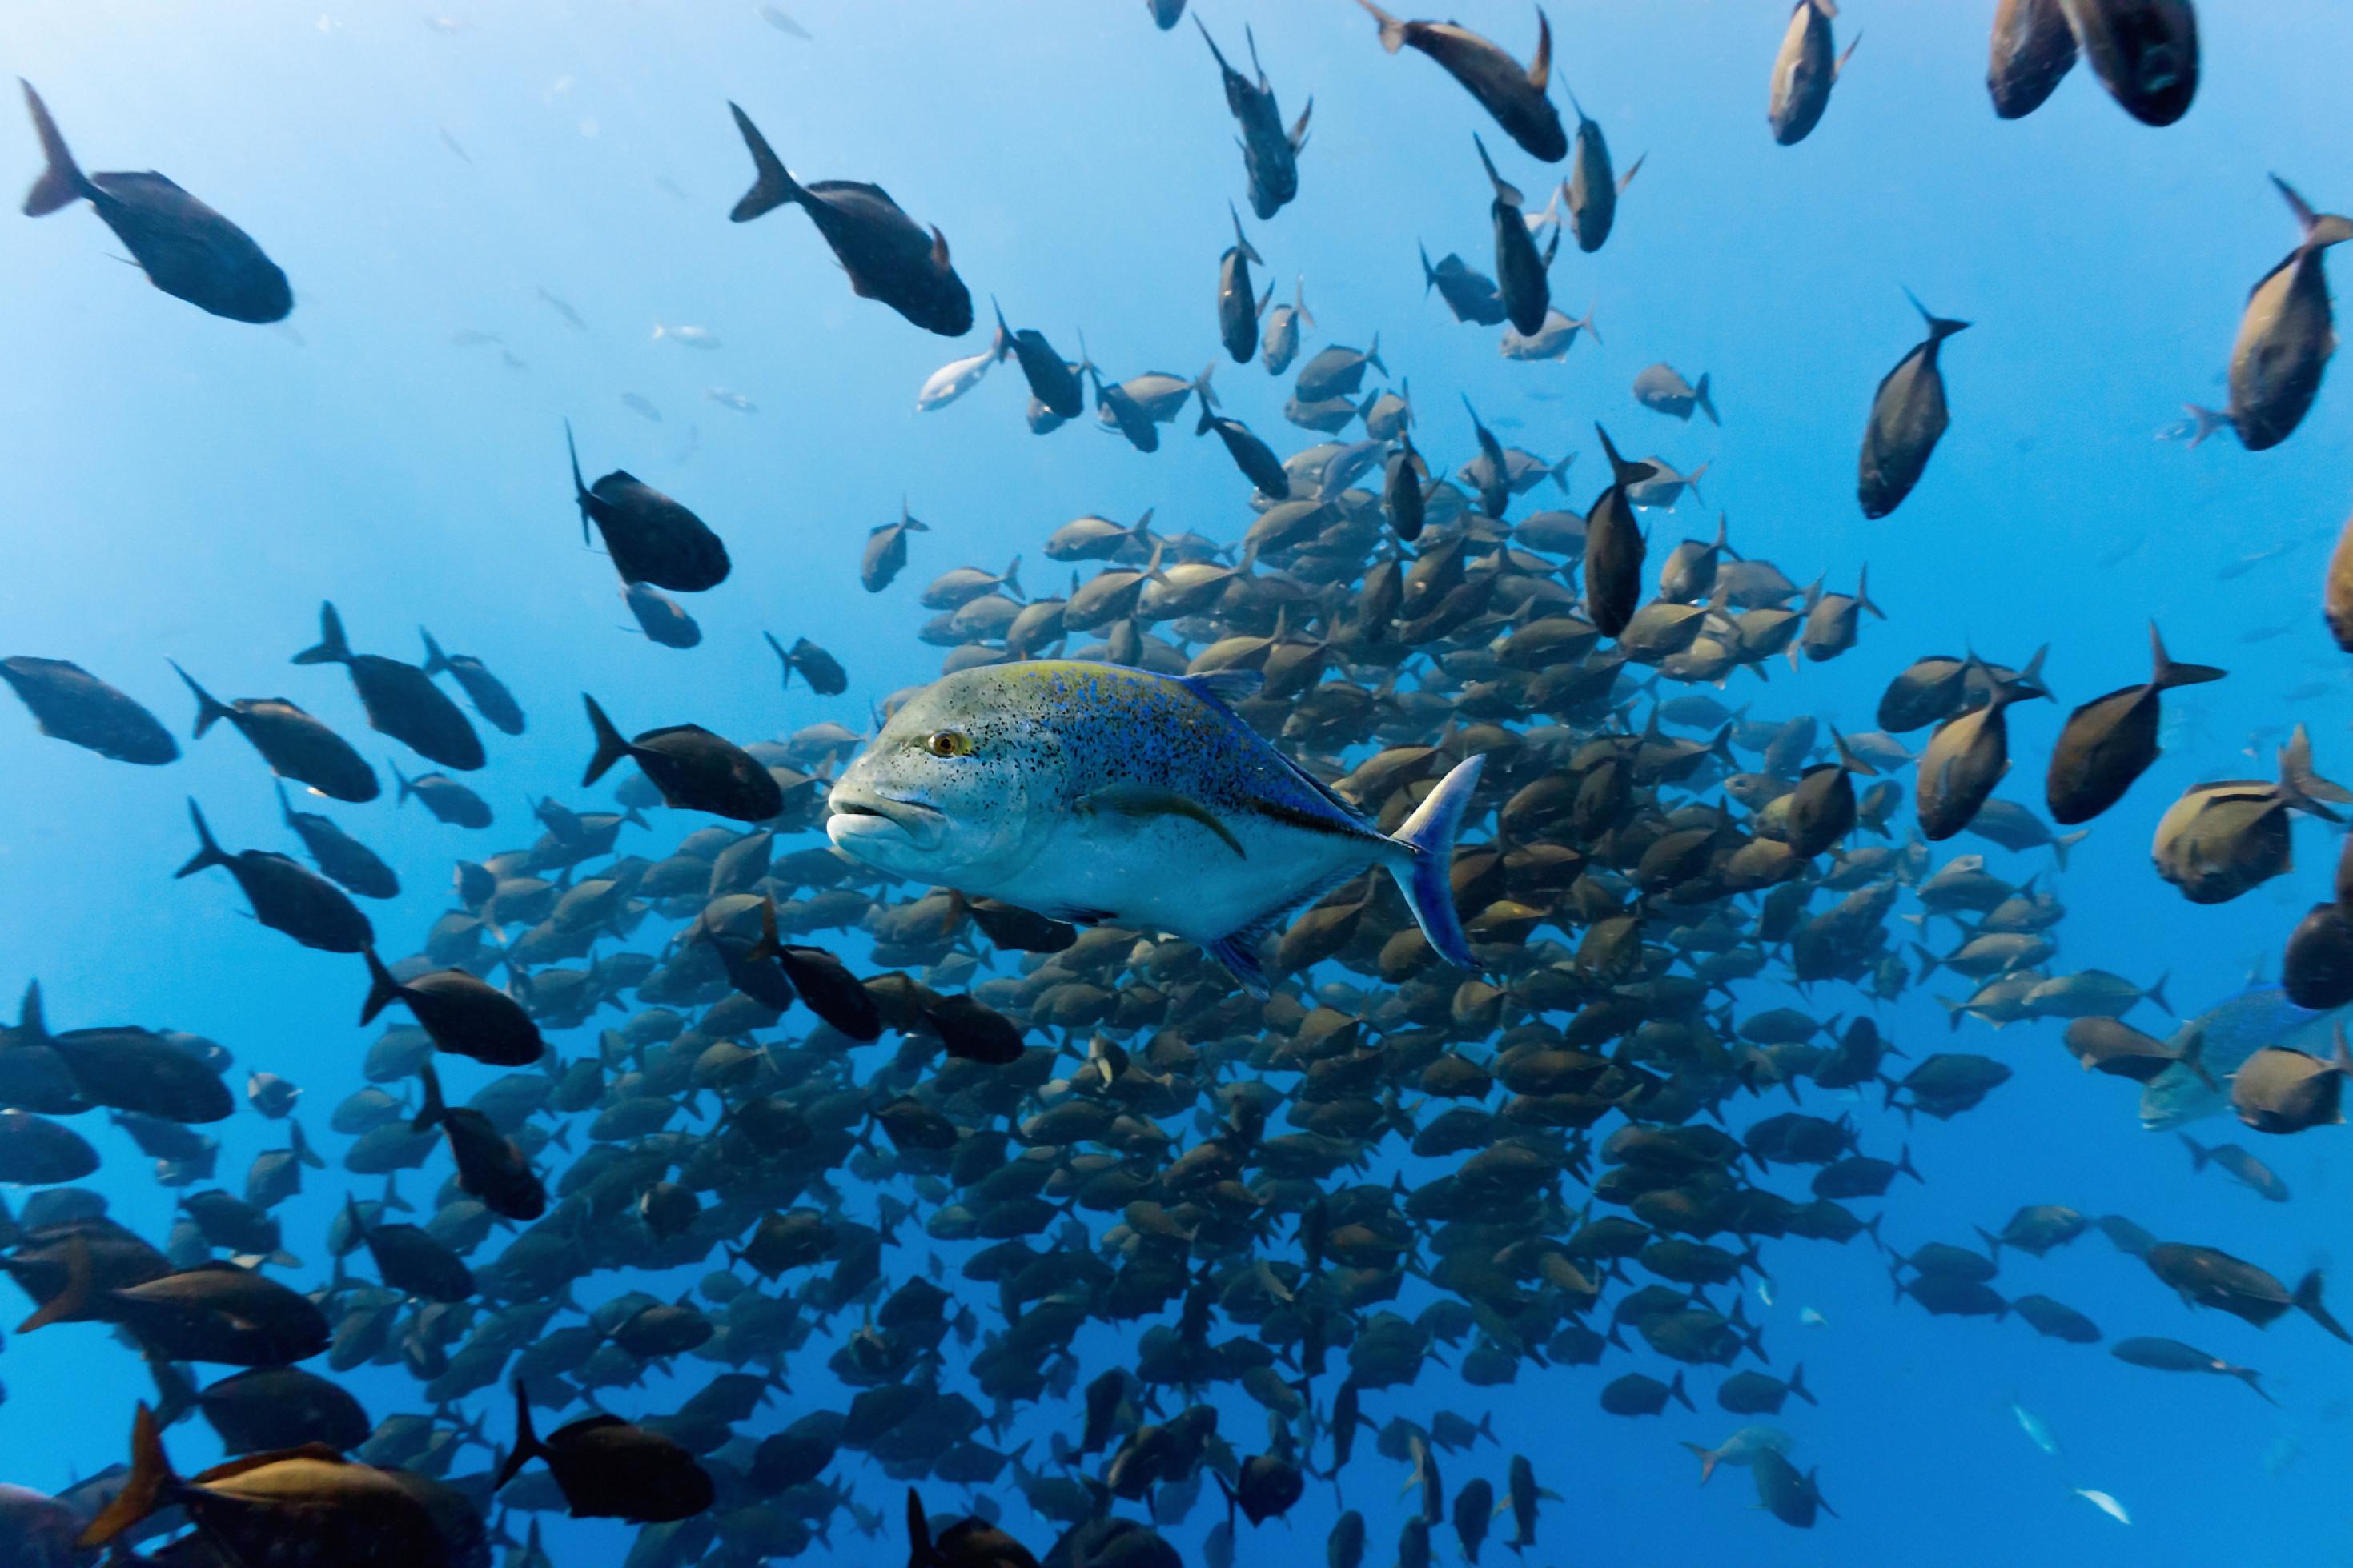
[825,660,1484,993]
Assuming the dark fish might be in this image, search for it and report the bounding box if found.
[766,632,849,696]
[1766,1,1859,146]
[2045,624,2223,824]
[1632,364,1717,426]
[1419,243,1508,327]
[2111,1337,2272,1401]
[864,503,930,592]
[624,582,703,648]
[1563,91,1639,253]
[174,663,379,803]
[1583,427,1656,638]
[1472,134,1553,337]
[2225,176,2351,451]
[582,694,783,823]
[361,948,544,1069]
[1986,0,2078,118]
[391,760,492,829]
[992,298,1086,421]
[275,781,399,899]
[411,1062,545,1221]
[19,81,291,323]
[417,628,524,736]
[564,422,731,592]
[176,800,373,953]
[1198,17,1311,221]
[1858,290,1969,519]
[293,603,484,772]
[1217,202,1267,364]
[1354,3,1565,162]
[2058,0,2197,126]
[0,657,176,764]
[726,102,973,336]
[496,1379,713,1523]
[1195,383,1292,499]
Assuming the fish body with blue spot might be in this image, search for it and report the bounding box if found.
[825,660,1482,993]
[2140,985,2346,1129]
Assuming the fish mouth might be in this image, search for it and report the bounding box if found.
[826,784,946,853]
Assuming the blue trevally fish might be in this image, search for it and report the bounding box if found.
[824,660,1483,993]
[2140,985,2346,1130]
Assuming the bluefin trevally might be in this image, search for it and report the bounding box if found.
[2140,986,2346,1130]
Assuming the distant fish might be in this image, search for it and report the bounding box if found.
[916,331,1002,412]
[439,125,472,163]
[652,322,721,348]
[760,5,813,38]
[704,387,758,413]
[536,287,587,331]
[621,392,662,422]
[2070,1488,2130,1526]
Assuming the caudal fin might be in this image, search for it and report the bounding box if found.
[2273,173,2353,250]
[1384,755,1484,968]
[411,1059,449,1134]
[1355,0,1409,51]
[2148,623,2225,692]
[1680,1441,1721,1486]
[494,1379,546,1490]
[420,627,450,676]
[1695,371,1717,427]
[19,81,90,218]
[292,601,351,667]
[170,660,232,739]
[727,102,803,223]
[581,694,633,785]
[359,947,404,1026]
[2295,1269,2351,1343]
[77,1404,176,1550]
[175,799,229,879]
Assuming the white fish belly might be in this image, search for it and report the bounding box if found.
[982,812,1384,945]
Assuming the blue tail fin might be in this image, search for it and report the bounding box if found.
[1384,754,1484,968]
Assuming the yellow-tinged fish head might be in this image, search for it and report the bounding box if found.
[826,666,1062,885]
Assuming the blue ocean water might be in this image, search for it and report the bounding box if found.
[2,2,2351,1564]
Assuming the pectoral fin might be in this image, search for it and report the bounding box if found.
[1077,784,1247,859]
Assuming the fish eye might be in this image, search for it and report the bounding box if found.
[926,729,974,758]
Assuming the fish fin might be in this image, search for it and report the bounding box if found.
[78,1404,176,1550]
[2279,724,2353,816]
[2295,1269,2351,1344]
[18,1233,92,1334]
[16,980,43,1041]
[496,1379,545,1490]
[1228,200,1262,265]
[168,660,231,739]
[18,81,92,217]
[419,626,448,675]
[726,102,803,221]
[1592,423,1657,487]
[175,798,229,879]
[2146,623,2225,691]
[580,693,632,785]
[1616,150,1648,195]
[2272,173,2353,249]
[1695,372,1717,427]
[1382,754,1484,969]
[1472,134,1524,209]
[1205,905,1288,998]
[1355,0,1408,52]
[360,947,404,1026]
[1181,669,1266,708]
[412,1059,448,1134]
[1900,286,1970,343]
[929,224,950,271]
[1289,97,1313,155]
[764,630,793,690]
[291,601,350,666]
[1528,6,1552,90]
